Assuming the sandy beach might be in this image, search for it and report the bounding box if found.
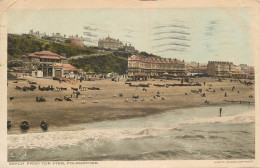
[7,77,255,134]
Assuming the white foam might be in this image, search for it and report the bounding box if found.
[8,127,161,149]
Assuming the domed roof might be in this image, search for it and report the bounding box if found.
[129,55,141,61]
[66,37,84,47]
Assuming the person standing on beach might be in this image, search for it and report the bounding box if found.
[219,108,222,117]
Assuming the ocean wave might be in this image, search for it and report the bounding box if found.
[175,135,206,140]
[208,135,229,140]
[8,128,160,150]
[135,128,160,136]
[236,131,251,134]
[178,112,254,125]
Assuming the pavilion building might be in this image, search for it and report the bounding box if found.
[21,51,77,78]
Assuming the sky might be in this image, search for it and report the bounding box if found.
[7,8,253,65]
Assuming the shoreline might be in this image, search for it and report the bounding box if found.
[7,101,254,135]
[7,102,255,161]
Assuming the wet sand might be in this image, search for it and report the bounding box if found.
[7,77,255,134]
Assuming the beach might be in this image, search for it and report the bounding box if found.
[7,77,255,134]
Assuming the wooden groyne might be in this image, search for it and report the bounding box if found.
[166,83,201,87]
[224,99,255,104]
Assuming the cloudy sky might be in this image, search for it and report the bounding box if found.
[7,8,253,65]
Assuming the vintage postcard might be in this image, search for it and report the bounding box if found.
[0,0,259,167]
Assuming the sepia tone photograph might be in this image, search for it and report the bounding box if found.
[1,0,259,167]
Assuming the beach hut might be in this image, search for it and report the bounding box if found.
[133,73,147,81]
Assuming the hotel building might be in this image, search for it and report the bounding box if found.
[127,55,186,80]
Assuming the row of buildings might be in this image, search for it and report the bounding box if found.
[127,55,254,80]
[98,36,254,79]
[9,50,254,80]
[26,30,84,47]
[206,61,254,79]
[28,31,135,52]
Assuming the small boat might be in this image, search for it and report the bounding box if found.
[20,121,29,130]
[7,121,11,129]
[40,121,48,131]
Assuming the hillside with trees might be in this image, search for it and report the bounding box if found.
[8,34,96,59]
[69,51,161,75]
[69,54,128,75]
[8,34,161,74]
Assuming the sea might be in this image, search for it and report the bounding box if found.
[8,104,255,161]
